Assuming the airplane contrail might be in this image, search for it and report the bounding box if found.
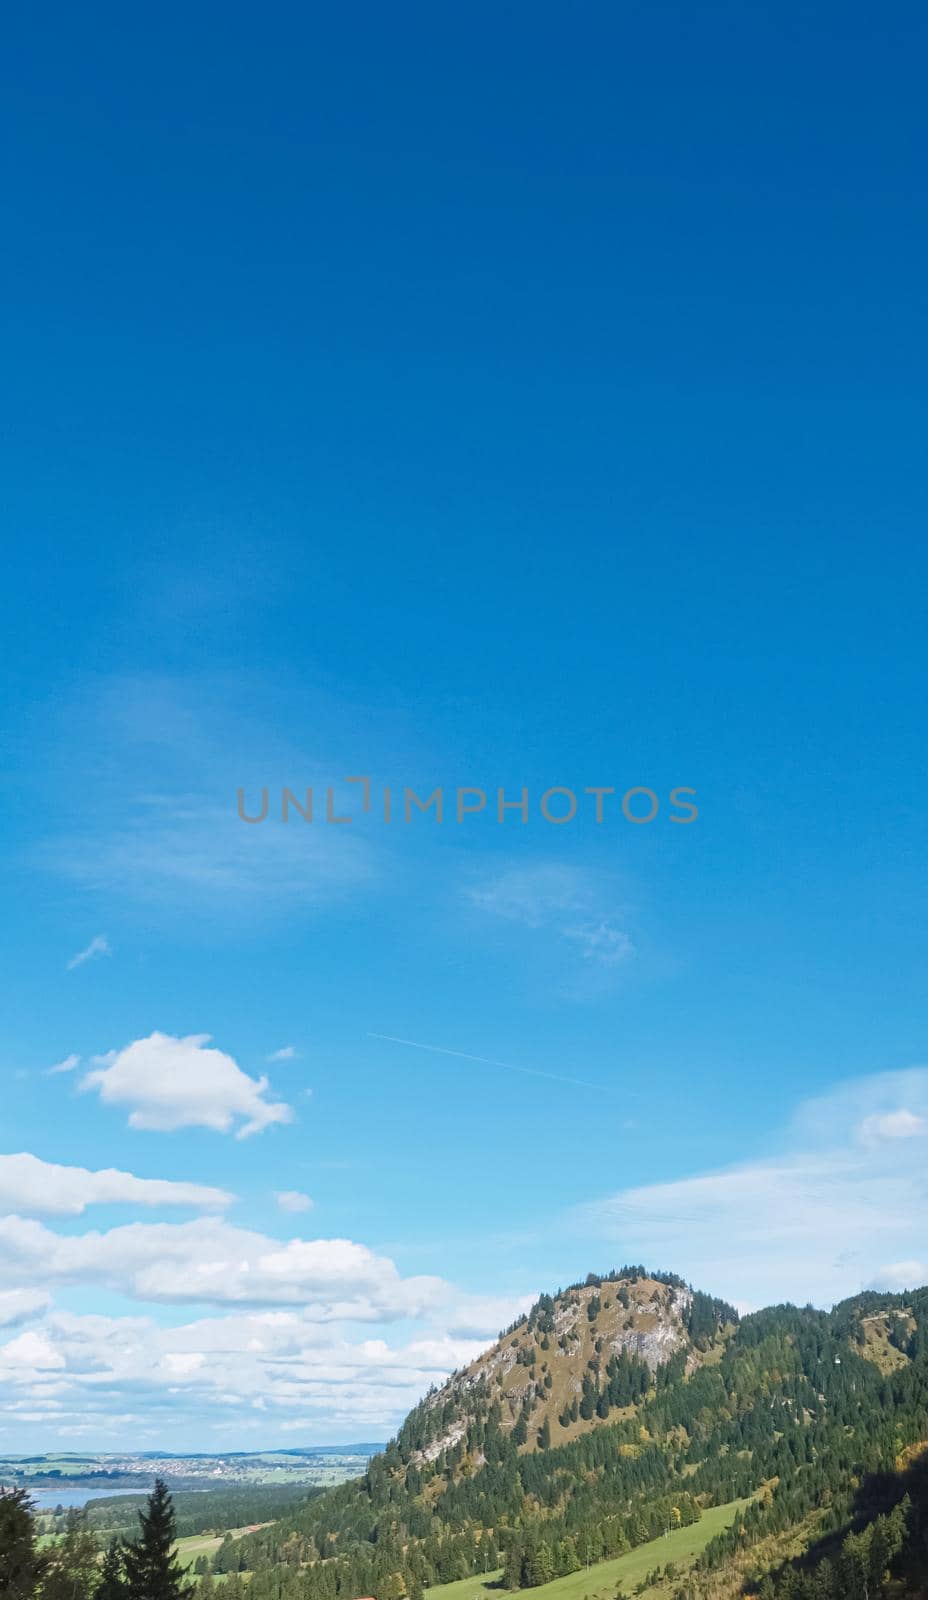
[367,1032,610,1094]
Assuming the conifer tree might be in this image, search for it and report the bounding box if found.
[528,1541,554,1586]
[0,1487,47,1599]
[97,1539,129,1600]
[502,1541,523,1590]
[40,1510,100,1600]
[123,1479,192,1600]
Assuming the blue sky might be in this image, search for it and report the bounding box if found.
[1,2,927,1452]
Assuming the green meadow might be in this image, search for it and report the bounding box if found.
[425,1499,751,1600]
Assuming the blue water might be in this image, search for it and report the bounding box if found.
[3,1484,148,1510]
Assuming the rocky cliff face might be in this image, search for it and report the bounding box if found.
[414,1273,708,1463]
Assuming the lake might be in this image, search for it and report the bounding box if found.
[2,1484,150,1510]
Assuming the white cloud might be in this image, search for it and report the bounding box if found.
[869,1260,928,1291]
[267,1046,298,1062]
[859,1109,926,1142]
[81,1032,292,1138]
[276,1191,314,1213]
[443,1292,536,1340]
[0,1290,52,1328]
[45,1054,81,1076]
[579,1067,928,1309]
[0,1153,232,1216]
[0,1305,493,1444]
[66,935,110,971]
[2,1330,65,1371]
[0,1210,531,1345]
[0,1214,449,1315]
[0,1209,539,1443]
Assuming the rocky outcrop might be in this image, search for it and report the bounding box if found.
[412,1273,715,1462]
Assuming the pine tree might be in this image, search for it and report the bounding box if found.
[123,1479,192,1600]
[503,1541,523,1590]
[528,1541,554,1587]
[0,1487,47,1599]
[557,1537,580,1575]
[40,1510,100,1599]
[97,1539,129,1600]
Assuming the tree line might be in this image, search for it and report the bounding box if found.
[0,1477,191,1599]
[216,1286,928,1598]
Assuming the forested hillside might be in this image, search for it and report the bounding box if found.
[215,1270,928,1600]
[4,1268,928,1600]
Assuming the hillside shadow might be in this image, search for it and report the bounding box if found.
[741,1447,928,1594]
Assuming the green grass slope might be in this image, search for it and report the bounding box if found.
[425,1499,752,1600]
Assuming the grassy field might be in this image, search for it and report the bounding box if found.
[425,1499,751,1600]
[176,1530,227,1566]
[175,1522,271,1569]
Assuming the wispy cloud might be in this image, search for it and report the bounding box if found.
[577,1067,928,1308]
[267,1045,299,1062]
[562,921,634,967]
[858,1108,925,1142]
[37,674,380,916]
[275,1190,314,1214]
[0,1152,232,1216]
[465,864,634,979]
[66,935,110,971]
[45,1054,81,1076]
[50,799,375,912]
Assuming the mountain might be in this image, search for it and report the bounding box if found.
[399,1270,735,1463]
[219,1268,928,1600]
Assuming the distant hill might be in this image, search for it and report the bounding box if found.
[264,1445,386,1458]
[397,1269,735,1463]
[217,1267,928,1600]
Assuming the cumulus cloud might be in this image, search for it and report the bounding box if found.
[0,1290,52,1328]
[0,1304,493,1444]
[276,1191,313,1214]
[0,1208,540,1444]
[580,1067,928,1309]
[81,1032,292,1138]
[0,1207,533,1337]
[2,1330,65,1371]
[0,1153,232,1217]
[66,935,110,971]
[0,1214,450,1316]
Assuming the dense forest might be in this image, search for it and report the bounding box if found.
[51,1482,323,1543]
[3,1271,928,1600]
[216,1275,928,1600]
[0,1477,192,1599]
